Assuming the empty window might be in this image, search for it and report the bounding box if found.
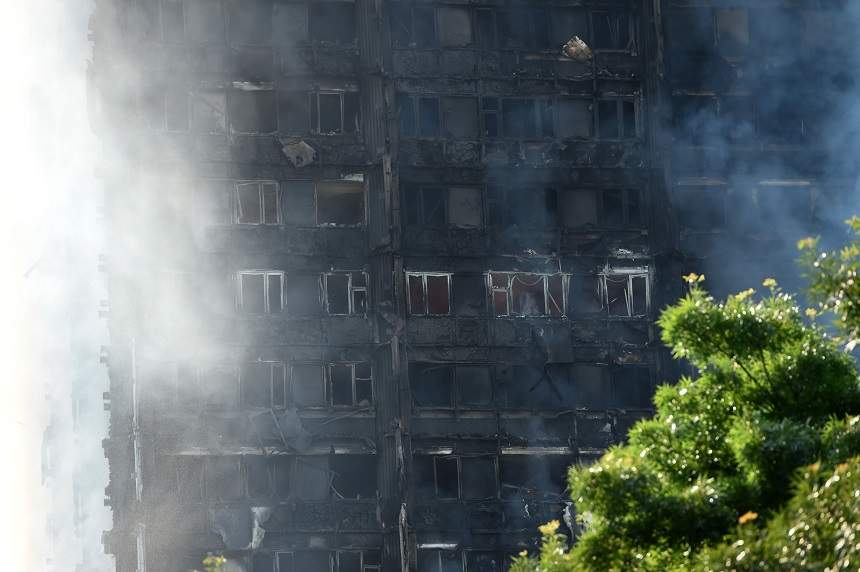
[328,362,373,407]
[437,6,473,47]
[291,363,326,407]
[391,4,435,47]
[241,362,286,408]
[205,457,242,500]
[330,456,377,499]
[229,88,277,133]
[591,11,631,50]
[407,273,451,315]
[499,455,571,499]
[399,95,478,138]
[597,100,637,139]
[404,187,482,228]
[310,92,360,134]
[602,272,649,317]
[235,181,279,224]
[411,363,493,408]
[244,456,274,499]
[612,366,653,409]
[185,0,225,44]
[562,189,642,228]
[309,2,356,44]
[414,455,497,500]
[317,181,365,226]
[237,271,284,314]
[325,272,368,315]
[495,187,558,228]
[497,8,551,49]
[561,189,599,227]
[557,99,592,139]
[441,97,479,138]
[489,273,567,317]
[192,91,227,133]
[499,99,553,138]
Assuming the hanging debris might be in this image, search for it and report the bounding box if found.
[562,36,593,62]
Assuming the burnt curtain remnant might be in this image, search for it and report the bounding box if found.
[95,0,853,570]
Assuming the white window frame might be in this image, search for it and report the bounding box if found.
[324,271,369,316]
[310,90,360,135]
[327,362,373,407]
[600,268,649,317]
[274,551,294,572]
[236,270,285,314]
[240,361,287,408]
[234,180,280,225]
[488,272,569,317]
[405,272,452,316]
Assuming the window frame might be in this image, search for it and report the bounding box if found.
[240,360,287,409]
[404,186,483,229]
[315,180,366,227]
[233,180,280,225]
[410,363,494,410]
[327,362,374,408]
[488,272,569,317]
[405,272,453,316]
[600,270,650,318]
[309,90,361,135]
[424,454,500,501]
[236,270,286,314]
[596,98,638,140]
[323,271,369,316]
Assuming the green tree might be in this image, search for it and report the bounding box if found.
[512,221,860,571]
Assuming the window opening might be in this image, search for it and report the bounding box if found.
[237,271,284,314]
[325,272,368,315]
[235,181,279,224]
[407,273,451,315]
[489,273,567,317]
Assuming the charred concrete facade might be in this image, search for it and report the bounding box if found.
[94,1,855,571]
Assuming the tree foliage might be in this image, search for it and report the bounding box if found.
[512,222,860,572]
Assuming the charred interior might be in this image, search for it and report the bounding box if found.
[92,0,856,570]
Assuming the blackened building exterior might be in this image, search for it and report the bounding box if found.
[94,0,851,571]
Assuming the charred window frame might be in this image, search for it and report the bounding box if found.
[403,186,483,229]
[410,363,494,409]
[309,91,361,135]
[482,97,554,140]
[406,273,452,316]
[488,272,569,317]
[328,362,374,407]
[234,181,279,225]
[415,455,498,500]
[600,270,650,318]
[240,361,287,409]
[561,188,643,229]
[236,270,285,314]
[590,11,633,51]
[596,99,638,140]
[324,272,369,315]
[316,180,366,226]
[499,454,573,499]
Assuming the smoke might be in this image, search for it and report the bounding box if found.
[0,1,111,571]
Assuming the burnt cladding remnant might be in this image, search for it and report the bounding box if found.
[93,0,859,570]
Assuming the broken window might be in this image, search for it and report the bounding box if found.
[500,99,553,138]
[495,187,558,228]
[285,273,322,317]
[175,457,203,502]
[291,363,326,407]
[570,275,603,315]
[237,271,284,314]
[419,97,441,137]
[317,180,365,226]
[185,0,225,44]
[612,366,653,409]
[227,0,272,45]
[404,187,482,228]
[273,457,293,498]
[556,99,592,139]
[272,3,308,46]
[331,455,377,499]
[325,272,368,315]
[561,189,599,228]
[397,94,416,136]
[309,91,360,134]
[597,99,636,139]
[502,364,576,409]
[328,362,373,407]
[497,8,551,49]
[550,9,589,47]
[198,365,239,409]
[293,456,332,500]
[418,550,462,572]
[441,97,479,138]
[192,90,227,133]
[437,6,473,47]
[499,455,571,499]
[411,363,492,408]
[393,4,435,47]
[715,8,749,58]
[279,91,311,134]
[489,273,567,317]
[309,2,355,44]
[229,87,277,134]
[601,271,649,317]
[406,273,451,315]
[415,455,497,500]
[591,11,631,50]
[241,361,286,408]
[244,456,274,499]
[234,181,279,224]
[571,364,609,408]
[205,457,242,500]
